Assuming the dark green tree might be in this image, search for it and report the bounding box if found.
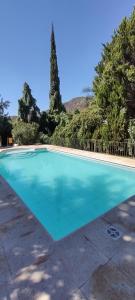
[39,111,48,134]
[93,9,135,119]
[0,98,12,146]
[92,8,135,141]
[39,111,60,136]
[49,25,64,113]
[18,82,40,123]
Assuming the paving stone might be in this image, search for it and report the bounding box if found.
[0,206,20,225]
[10,253,75,300]
[77,217,127,259]
[0,283,13,300]
[110,232,135,284]
[6,243,54,280]
[103,205,135,232]
[68,289,87,300]
[81,261,135,300]
[118,196,135,218]
[2,213,52,251]
[0,246,11,284]
[55,232,108,288]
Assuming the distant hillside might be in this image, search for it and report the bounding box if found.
[64,97,91,113]
[10,116,17,121]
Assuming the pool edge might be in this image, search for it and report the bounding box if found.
[1,144,135,169]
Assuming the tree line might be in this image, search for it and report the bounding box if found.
[0,9,135,150]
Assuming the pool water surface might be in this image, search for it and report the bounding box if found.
[0,149,135,240]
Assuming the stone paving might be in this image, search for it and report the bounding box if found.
[0,146,135,299]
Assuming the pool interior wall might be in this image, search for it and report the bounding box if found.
[0,149,135,240]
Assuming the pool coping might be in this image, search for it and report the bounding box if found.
[1,144,135,169]
[0,145,135,299]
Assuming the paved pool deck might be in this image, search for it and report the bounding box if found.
[0,145,135,299]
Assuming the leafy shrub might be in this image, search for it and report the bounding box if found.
[12,120,39,145]
[51,106,103,149]
[128,119,135,142]
[39,132,50,144]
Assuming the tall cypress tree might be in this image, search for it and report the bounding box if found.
[49,24,64,113]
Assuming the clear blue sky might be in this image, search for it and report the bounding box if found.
[0,0,134,115]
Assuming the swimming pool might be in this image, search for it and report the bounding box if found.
[0,148,135,240]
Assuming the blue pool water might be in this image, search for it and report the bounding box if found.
[0,149,135,240]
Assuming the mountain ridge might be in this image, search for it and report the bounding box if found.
[64,96,91,113]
